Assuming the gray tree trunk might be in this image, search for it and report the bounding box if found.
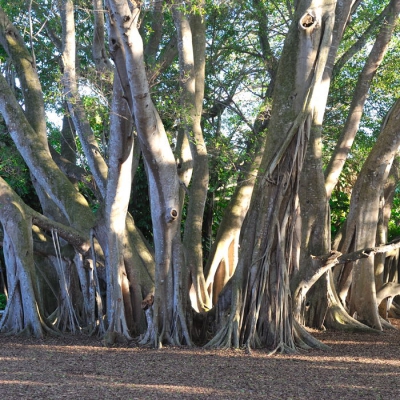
[173,3,211,313]
[297,0,353,329]
[345,99,400,329]
[208,0,337,351]
[108,0,191,347]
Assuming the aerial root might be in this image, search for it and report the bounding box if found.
[204,321,233,349]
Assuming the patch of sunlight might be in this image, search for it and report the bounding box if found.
[100,381,238,396]
[285,355,400,367]
[327,383,386,391]
[320,340,389,345]
[0,380,46,386]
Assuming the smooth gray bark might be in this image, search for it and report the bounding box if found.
[336,99,400,329]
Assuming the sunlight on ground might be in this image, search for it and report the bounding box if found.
[0,379,235,397]
[320,340,390,345]
[1,380,44,386]
[282,355,400,366]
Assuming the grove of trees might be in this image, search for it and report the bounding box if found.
[0,0,399,352]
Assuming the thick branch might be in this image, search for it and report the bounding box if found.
[294,236,400,310]
[92,0,113,72]
[0,74,94,234]
[376,282,400,304]
[0,6,47,139]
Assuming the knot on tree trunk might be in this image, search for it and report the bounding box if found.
[165,207,178,223]
[299,11,318,30]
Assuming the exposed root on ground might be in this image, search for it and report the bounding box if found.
[293,319,330,351]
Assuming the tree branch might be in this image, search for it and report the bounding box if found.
[332,3,393,78]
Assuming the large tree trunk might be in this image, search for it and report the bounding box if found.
[108,0,191,347]
[172,2,211,313]
[208,0,337,351]
[103,74,135,340]
[204,131,265,306]
[297,0,353,329]
[336,98,400,329]
[375,160,399,290]
[61,0,108,198]
[299,0,400,330]
[296,123,330,327]
[0,178,45,337]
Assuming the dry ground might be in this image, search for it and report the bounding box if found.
[1,320,400,400]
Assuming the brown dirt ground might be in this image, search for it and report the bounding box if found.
[1,319,400,400]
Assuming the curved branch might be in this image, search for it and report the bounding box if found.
[296,236,400,298]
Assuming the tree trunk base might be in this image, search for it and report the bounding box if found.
[293,319,330,351]
[324,305,381,333]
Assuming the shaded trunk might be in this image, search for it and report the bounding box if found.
[0,178,44,337]
[375,160,399,290]
[173,2,211,313]
[204,135,265,305]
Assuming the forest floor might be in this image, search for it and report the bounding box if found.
[1,319,400,400]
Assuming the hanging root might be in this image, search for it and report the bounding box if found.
[204,300,239,349]
[40,320,62,336]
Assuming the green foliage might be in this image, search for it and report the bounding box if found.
[82,95,109,153]
[388,195,400,241]
[330,190,350,238]
[0,293,6,310]
[129,158,153,243]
